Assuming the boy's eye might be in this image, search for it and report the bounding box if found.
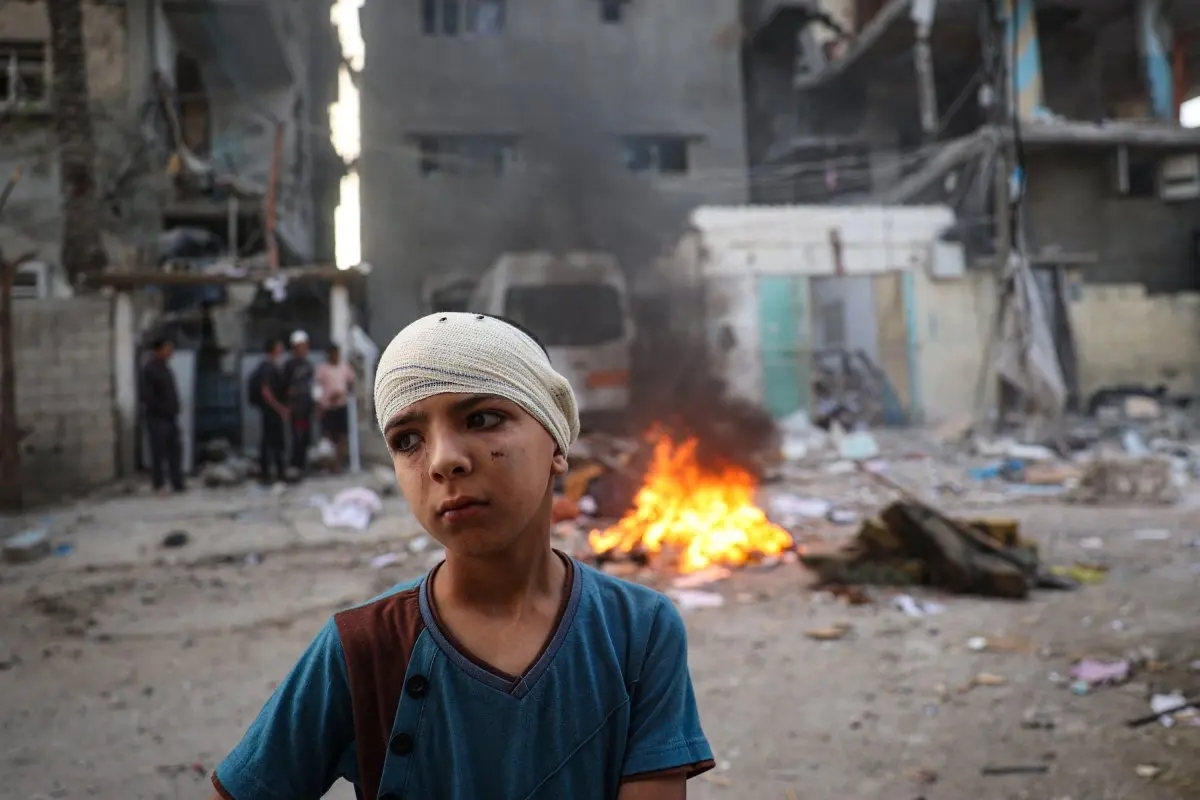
[466,410,504,430]
[392,431,421,453]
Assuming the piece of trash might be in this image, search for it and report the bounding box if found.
[829,585,872,605]
[1070,680,1091,696]
[1071,658,1130,687]
[1150,692,1199,728]
[904,767,939,785]
[408,536,431,553]
[1079,537,1104,550]
[827,509,859,525]
[161,530,190,549]
[981,764,1050,776]
[369,552,405,569]
[3,529,50,564]
[1131,528,1171,541]
[768,494,831,520]
[1020,708,1056,729]
[577,495,598,516]
[970,673,1008,687]
[968,635,1033,654]
[244,552,262,566]
[1050,564,1108,585]
[669,590,725,611]
[320,488,383,531]
[805,624,852,641]
[672,566,732,590]
[837,431,880,461]
[893,594,946,617]
[52,543,73,557]
[1136,764,1162,779]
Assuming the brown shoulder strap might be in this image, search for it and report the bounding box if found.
[335,587,425,800]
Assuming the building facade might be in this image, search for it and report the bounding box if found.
[742,0,1200,409]
[358,0,748,340]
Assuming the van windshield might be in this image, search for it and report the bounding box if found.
[503,284,625,347]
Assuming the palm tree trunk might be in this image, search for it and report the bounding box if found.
[47,0,107,284]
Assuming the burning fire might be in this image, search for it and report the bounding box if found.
[588,433,795,573]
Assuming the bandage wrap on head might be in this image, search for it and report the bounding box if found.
[373,313,580,454]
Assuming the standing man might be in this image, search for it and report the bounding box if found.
[281,330,316,479]
[315,343,355,472]
[250,338,289,485]
[141,336,185,494]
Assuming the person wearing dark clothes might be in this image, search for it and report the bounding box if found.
[281,330,316,477]
[252,338,289,484]
[141,337,185,494]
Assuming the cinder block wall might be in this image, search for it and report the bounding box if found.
[12,297,116,504]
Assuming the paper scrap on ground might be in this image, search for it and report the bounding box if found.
[320,487,383,531]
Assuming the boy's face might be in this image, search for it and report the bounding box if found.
[385,393,569,555]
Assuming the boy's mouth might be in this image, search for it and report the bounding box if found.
[437,496,489,521]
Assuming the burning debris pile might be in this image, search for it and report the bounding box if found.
[587,433,794,574]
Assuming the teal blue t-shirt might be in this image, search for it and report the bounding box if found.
[212,556,714,799]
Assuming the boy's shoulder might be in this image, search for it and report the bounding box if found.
[332,575,425,649]
[576,560,681,640]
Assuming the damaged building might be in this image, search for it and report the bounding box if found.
[356,0,750,340]
[744,0,1200,415]
[7,0,344,501]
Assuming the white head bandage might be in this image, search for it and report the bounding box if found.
[374,313,580,454]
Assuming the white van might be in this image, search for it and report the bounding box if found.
[468,251,635,421]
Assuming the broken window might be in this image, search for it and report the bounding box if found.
[504,284,625,347]
[0,40,47,106]
[619,135,691,175]
[411,134,520,176]
[422,0,505,36]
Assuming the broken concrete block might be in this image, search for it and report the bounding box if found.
[3,529,50,564]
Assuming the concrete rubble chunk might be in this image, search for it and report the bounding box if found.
[3,529,51,564]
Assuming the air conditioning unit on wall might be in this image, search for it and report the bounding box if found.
[11,261,50,299]
[1158,153,1200,202]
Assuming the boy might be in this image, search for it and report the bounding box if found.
[210,312,713,800]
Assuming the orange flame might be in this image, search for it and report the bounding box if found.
[588,433,795,573]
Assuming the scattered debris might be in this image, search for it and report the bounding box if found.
[1126,693,1200,728]
[1069,658,1130,689]
[161,530,190,549]
[801,495,1038,599]
[1149,693,1200,728]
[904,767,939,785]
[668,589,725,611]
[805,624,853,641]
[319,488,383,531]
[3,529,50,564]
[1020,707,1057,730]
[981,764,1050,776]
[369,552,405,569]
[967,673,1008,688]
[892,594,945,617]
[968,635,1034,654]
[1135,764,1163,780]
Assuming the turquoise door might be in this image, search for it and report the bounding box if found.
[756,275,811,418]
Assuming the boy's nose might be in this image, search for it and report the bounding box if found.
[427,433,472,482]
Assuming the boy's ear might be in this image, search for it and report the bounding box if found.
[551,449,569,476]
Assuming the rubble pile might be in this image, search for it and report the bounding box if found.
[800,501,1039,599]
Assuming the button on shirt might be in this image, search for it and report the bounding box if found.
[211,557,714,800]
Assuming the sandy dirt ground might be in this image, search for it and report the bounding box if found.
[1,473,1198,800]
